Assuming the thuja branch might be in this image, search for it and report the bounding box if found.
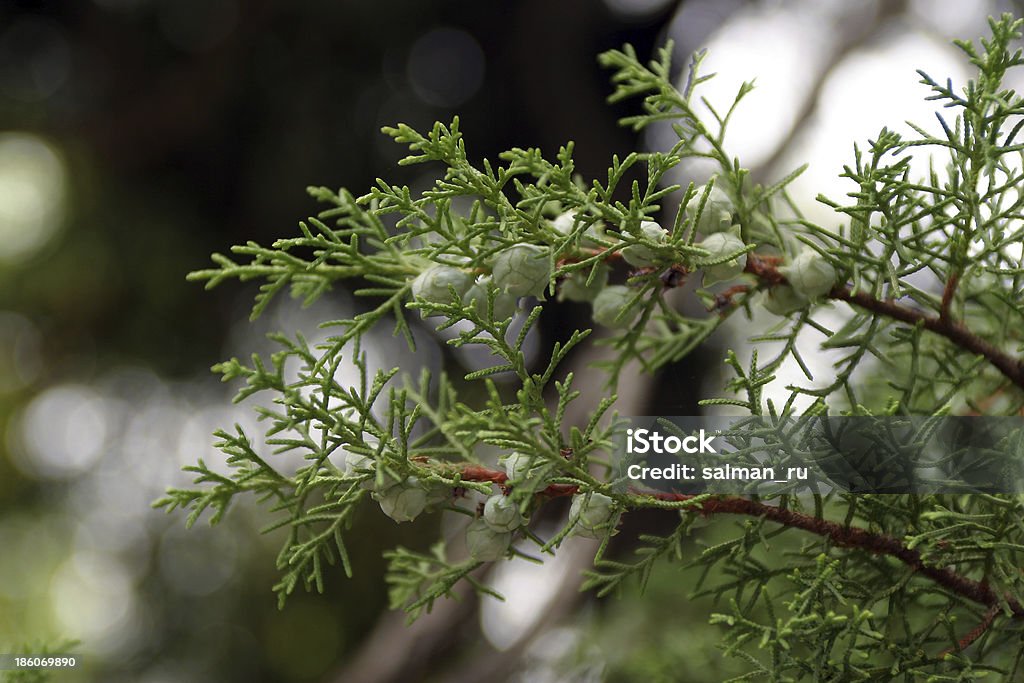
[456,465,578,498]
[564,243,1024,390]
[743,254,1024,391]
[455,464,1024,619]
[664,493,1024,619]
[830,284,1024,388]
[172,18,1024,677]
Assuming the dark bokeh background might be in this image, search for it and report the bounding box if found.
[2,1,1018,681]
[0,0,670,375]
[0,2,696,681]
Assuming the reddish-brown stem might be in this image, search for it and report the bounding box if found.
[457,465,1024,618]
[940,271,960,323]
[940,603,1001,657]
[743,254,1024,391]
[457,465,578,497]
[830,284,1024,389]
[743,252,786,284]
[708,284,751,314]
[654,490,1024,618]
[558,249,1023,389]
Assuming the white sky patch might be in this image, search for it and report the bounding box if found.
[910,0,993,37]
[0,132,67,262]
[703,305,855,417]
[50,549,140,655]
[777,31,968,227]
[704,26,975,413]
[1005,241,1023,263]
[12,384,110,479]
[686,3,835,169]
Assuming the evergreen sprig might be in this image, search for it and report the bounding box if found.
[160,14,1024,679]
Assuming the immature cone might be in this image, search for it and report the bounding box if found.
[500,451,534,484]
[686,183,734,235]
[552,210,606,248]
[552,210,576,236]
[559,264,609,303]
[781,248,837,299]
[483,494,524,532]
[491,245,551,297]
[700,228,748,285]
[465,276,518,321]
[411,265,473,316]
[621,220,669,268]
[374,476,428,523]
[591,285,640,329]
[424,482,451,508]
[466,518,511,561]
[343,451,373,476]
[343,451,377,490]
[762,284,807,316]
[569,492,619,539]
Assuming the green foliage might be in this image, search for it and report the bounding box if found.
[160,14,1024,680]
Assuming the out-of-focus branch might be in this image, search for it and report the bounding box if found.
[436,537,599,683]
[327,563,489,683]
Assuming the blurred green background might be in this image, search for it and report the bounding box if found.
[1,1,1020,681]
